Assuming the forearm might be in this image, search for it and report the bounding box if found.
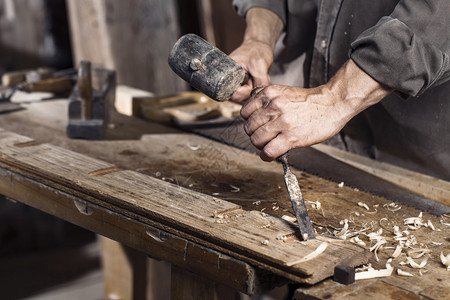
[243,8,283,50]
[325,59,393,123]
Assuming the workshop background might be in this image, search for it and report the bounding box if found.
[1,1,448,300]
[0,0,246,299]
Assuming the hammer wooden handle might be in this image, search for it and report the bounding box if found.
[78,61,93,120]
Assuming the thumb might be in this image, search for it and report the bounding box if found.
[252,73,271,88]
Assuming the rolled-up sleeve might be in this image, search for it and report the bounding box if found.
[350,0,450,97]
[232,0,287,25]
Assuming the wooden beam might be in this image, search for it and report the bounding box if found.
[101,237,147,300]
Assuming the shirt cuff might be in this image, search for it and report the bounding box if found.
[350,16,449,97]
[232,0,287,26]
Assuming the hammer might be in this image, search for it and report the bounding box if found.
[168,34,315,240]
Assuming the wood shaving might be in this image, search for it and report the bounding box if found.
[358,202,370,211]
[440,252,450,271]
[407,248,431,259]
[431,242,443,246]
[187,144,200,151]
[285,242,328,266]
[397,269,414,277]
[439,220,450,226]
[252,201,261,206]
[355,259,393,280]
[212,192,220,196]
[229,184,240,193]
[406,256,428,269]
[370,239,387,262]
[281,215,297,223]
[335,219,349,239]
[260,208,267,217]
[307,200,322,210]
[349,236,366,247]
[215,219,230,224]
[404,212,425,230]
[391,244,403,258]
[276,234,288,242]
[424,220,435,230]
[383,202,402,212]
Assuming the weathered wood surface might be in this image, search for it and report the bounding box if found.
[0,99,448,298]
[0,128,367,284]
[0,166,274,295]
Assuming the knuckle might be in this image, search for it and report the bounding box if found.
[267,98,283,110]
[262,147,277,161]
[250,133,262,148]
[278,113,291,126]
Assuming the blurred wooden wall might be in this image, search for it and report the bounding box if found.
[197,0,245,55]
[66,0,245,95]
[66,0,186,96]
[0,0,245,95]
[0,0,72,74]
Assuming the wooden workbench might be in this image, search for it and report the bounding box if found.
[0,96,448,299]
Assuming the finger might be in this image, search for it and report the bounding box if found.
[231,84,252,103]
[249,123,280,150]
[252,73,270,88]
[260,134,291,162]
[240,90,270,119]
[244,110,276,136]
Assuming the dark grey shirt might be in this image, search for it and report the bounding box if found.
[233,0,450,180]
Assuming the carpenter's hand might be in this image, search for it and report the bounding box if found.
[241,85,348,161]
[229,40,273,103]
[240,60,393,161]
[228,7,283,103]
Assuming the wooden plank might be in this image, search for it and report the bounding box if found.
[313,144,450,206]
[0,167,279,295]
[115,85,154,116]
[0,129,368,284]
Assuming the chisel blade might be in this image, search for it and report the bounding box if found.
[279,153,315,241]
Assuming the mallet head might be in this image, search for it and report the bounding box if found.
[168,34,246,102]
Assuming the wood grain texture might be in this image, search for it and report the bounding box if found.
[0,128,367,284]
[1,99,448,298]
[0,167,278,295]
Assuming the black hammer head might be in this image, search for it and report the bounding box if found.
[168,34,246,102]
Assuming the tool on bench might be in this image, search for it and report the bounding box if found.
[0,67,75,114]
[66,60,116,140]
[2,67,75,95]
[168,34,315,240]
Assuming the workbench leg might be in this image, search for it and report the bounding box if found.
[101,237,147,300]
[170,265,241,300]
